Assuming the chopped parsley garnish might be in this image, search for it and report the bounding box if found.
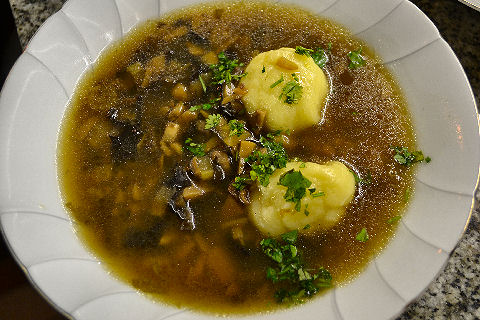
[310,48,328,68]
[190,103,212,111]
[299,162,306,168]
[184,138,205,157]
[387,216,402,224]
[391,146,430,166]
[404,187,411,203]
[246,136,288,187]
[262,65,266,73]
[350,170,372,185]
[260,230,332,303]
[311,191,325,198]
[270,75,284,88]
[356,228,369,242]
[278,169,312,212]
[295,45,330,68]
[210,52,246,85]
[347,48,366,69]
[350,170,360,184]
[303,224,311,230]
[295,46,314,56]
[199,75,207,93]
[228,119,245,137]
[232,176,249,190]
[266,129,290,139]
[190,97,220,111]
[280,79,303,104]
[205,113,222,130]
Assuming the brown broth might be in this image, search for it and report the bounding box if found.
[58,1,416,315]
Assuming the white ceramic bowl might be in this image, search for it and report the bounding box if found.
[0,0,478,319]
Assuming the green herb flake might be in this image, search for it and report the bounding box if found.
[347,48,366,69]
[260,230,332,303]
[184,138,205,157]
[350,169,372,185]
[295,46,314,56]
[361,171,372,185]
[266,130,283,140]
[391,146,430,167]
[232,176,249,190]
[190,103,211,111]
[279,80,303,104]
[350,170,361,184]
[278,169,312,212]
[311,191,325,198]
[282,230,298,244]
[210,52,246,85]
[404,187,411,203]
[387,216,402,225]
[270,75,284,88]
[189,97,220,111]
[205,113,222,130]
[425,156,432,163]
[303,224,311,230]
[246,136,288,187]
[262,65,266,73]
[310,48,328,68]
[355,228,369,242]
[199,75,207,93]
[299,162,306,168]
[228,119,246,137]
[295,45,329,68]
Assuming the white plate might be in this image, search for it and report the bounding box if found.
[0,0,478,319]
[458,0,480,11]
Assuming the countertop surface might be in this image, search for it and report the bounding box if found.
[5,0,480,319]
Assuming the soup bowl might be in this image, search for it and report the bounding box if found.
[0,0,478,319]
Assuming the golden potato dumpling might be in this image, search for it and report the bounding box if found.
[240,47,329,131]
[248,161,355,236]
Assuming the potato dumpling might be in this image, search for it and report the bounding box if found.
[240,47,329,131]
[248,161,355,236]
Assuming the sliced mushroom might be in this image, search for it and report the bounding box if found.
[109,123,143,164]
[210,150,231,174]
[190,156,214,181]
[229,223,258,251]
[162,122,180,142]
[182,185,206,201]
[172,83,188,101]
[228,180,251,205]
[142,54,166,87]
[251,109,267,133]
[165,166,196,230]
[238,188,251,204]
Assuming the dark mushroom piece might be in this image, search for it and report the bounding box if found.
[165,165,196,230]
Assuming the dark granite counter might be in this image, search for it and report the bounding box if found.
[6,0,480,319]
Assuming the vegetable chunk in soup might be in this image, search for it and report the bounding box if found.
[58,1,428,315]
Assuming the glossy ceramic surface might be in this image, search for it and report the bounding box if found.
[0,0,478,319]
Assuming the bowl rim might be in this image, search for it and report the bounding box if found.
[0,0,479,319]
